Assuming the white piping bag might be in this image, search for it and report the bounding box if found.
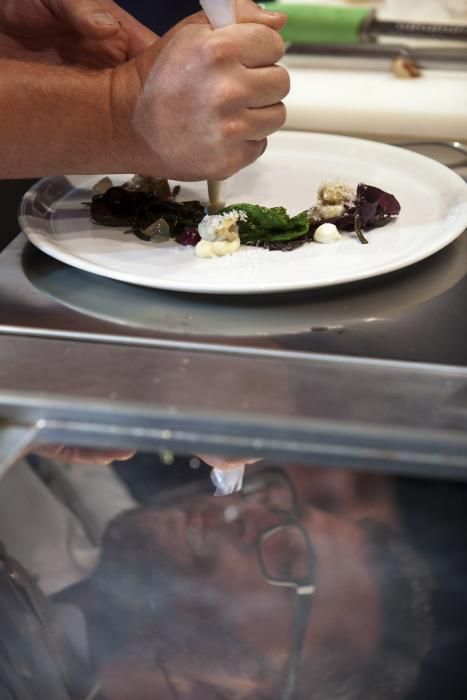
[211,462,245,497]
[200,1,244,496]
[199,0,237,214]
[200,0,236,28]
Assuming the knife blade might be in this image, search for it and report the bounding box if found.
[285,43,467,72]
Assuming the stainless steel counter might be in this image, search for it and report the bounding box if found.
[2,232,467,365]
[0,236,465,474]
[0,166,466,476]
[0,170,466,700]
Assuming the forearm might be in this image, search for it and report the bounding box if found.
[0,59,129,178]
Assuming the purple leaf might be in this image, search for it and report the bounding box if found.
[178,226,201,247]
[356,183,401,230]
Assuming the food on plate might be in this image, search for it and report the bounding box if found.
[123,175,173,199]
[221,203,310,251]
[89,177,401,255]
[309,180,356,221]
[195,211,245,258]
[90,176,204,243]
[313,223,342,244]
[92,176,113,196]
[308,181,401,245]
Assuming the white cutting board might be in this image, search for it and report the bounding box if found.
[277,0,467,140]
[284,62,467,140]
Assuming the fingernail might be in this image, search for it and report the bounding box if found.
[263,10,288,29]
[92,12,119,26]
[260,139,268,156]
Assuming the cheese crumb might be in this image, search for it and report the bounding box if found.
[314,223,342,244]
[318,181,355,206]
[309,180,356,223]
[198,210,247,242]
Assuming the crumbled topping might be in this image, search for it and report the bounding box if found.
[308,180,356,223]
[196,211,246,257]
[318,180,355,206]
[198,210,247,241]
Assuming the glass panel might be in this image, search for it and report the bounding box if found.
[1,449,466,700]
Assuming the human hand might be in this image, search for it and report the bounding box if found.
[0,0,156,67]
[30,444,135,465]
[199,455,262,471]
[110,0,290,180]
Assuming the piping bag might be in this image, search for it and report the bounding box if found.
[199,0,237,215]
[199,0,245,495]
[211,463,246,497]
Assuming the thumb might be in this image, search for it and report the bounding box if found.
[48,0,121,38]
[234,0,288,31]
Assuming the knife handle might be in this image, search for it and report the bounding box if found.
[263,3,372,44]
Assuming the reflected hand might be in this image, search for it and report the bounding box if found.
[199,455,262,471]
[0,0,156,67]
[30,444,135,465]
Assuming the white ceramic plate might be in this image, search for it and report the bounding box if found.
[20,132,467,295]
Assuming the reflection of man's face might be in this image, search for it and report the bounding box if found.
[92,471,384,700]
[147,496,381,651]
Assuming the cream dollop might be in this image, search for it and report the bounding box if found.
[195,238,241,258]
[313,223,342,244]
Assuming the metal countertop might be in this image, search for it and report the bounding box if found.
[0,228,466,367]
[0,176,466,475]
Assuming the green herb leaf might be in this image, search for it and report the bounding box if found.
[222,204,310,244]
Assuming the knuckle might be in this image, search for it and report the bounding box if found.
[212,79,244,109]
[246,25,286,65]
[262,105,287,136]
[277,67,291,99]
[276,33,287,59]
[202,36,232,65]
[276,102,287,128]
[221,117,243,142]
[272,32,287,61]
[254,24,275,42]
[257,25,286,61]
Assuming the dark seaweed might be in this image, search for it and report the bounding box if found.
[90,187,205,242]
